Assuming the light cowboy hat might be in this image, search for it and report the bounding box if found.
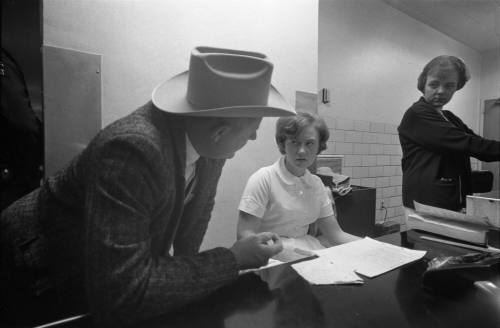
[152,46,295,117]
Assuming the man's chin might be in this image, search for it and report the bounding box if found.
[205,152,235,160]
[220,152,236,159]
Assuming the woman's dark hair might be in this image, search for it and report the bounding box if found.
[275,112,329,155]
[417,55,471,92]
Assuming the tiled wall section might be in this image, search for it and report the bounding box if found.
[322,116,482,226]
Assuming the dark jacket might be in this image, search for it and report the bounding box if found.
[398,97,500,211]
[0,48,43,210]
[0,102,238,326]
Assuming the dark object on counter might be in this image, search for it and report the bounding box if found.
[470,170,493,193]
[423,252,500,295]
[374,221,400,237]
[314,172,376,238]
[334,185,376,237]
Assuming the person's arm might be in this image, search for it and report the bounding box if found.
[316,214,360,246]
[237,210,262,239]
[83,135,277,326]
[401,106,500,162]
[237,168,271,239]
[312,181,360,247]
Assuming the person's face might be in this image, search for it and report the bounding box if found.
[423,68,459,108]
[283,125,319,176]
[216,117,262,159]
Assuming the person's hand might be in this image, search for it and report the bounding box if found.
[230,232,283,270]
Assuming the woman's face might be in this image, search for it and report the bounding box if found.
[283,125,319,176]
[423,68,459,108]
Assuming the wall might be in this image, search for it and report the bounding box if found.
[318,0,483,226]
[2,0,43,116]
[480,48,500,103]
[479,48,500,196]
[479,47,500,138]
[43,0,318,249]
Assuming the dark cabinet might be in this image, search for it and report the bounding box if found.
[333,185,376,237]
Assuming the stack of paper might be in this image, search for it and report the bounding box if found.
[243,237,427,283]
[312,237,426,278]
[289,238,426,283]
[406,213,488,245]
[407,201,491,245]
[415,201,491,226]
[466,195,500,228]
[291,256,363,285]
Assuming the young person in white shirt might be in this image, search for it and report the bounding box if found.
[237,112,359,262]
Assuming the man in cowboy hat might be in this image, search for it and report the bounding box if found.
[0,46,295,326]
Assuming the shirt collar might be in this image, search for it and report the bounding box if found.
[276,156,314,188]
[185,133,200,168]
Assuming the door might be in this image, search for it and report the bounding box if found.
[481,99,500,198]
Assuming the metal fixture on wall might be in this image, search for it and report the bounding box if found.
[321,88,329,104]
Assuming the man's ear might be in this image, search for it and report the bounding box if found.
[211,123,231,143]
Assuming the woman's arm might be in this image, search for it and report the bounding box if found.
[237,210,262,240]
[400,106,500,162]
[316,214,361,246]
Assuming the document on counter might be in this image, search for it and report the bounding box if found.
[466,195,500,228]
[291,256,364,285]
[313,237,427,278]
[414,201,491,227]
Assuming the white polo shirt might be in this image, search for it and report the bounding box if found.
[238,156,334,238]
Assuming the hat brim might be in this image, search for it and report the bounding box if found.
[152,71,295,117]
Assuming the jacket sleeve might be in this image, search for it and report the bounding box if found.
[83,135,238,327]
[400,107,500,162]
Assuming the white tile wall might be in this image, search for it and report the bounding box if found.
[323,117,404,225]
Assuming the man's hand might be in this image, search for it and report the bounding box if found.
[230,232,283,270]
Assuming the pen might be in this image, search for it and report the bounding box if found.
[33,314,89,328]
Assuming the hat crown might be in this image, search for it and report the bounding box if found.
[186,47,273,109]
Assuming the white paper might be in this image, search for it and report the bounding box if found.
[414,201,490,226]
[313,237,426,278]
[466,195,500,228]
[291,256,363,285]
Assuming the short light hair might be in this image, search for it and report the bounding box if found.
[275,112,329,155]
[417,55,471,92]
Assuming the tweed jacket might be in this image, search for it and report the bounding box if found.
[398,97,500,210]
[0,102,239,326]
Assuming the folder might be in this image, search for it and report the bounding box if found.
[406,213,488,246]
[406,201,491,246]
[466,196,500,229]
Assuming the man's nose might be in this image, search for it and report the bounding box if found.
[297,144,307,154]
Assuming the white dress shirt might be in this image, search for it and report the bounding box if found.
[185,134,200,192]
[239,156,334,238]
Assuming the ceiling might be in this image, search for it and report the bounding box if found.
[380,0,500,53]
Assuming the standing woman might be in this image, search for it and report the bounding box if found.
[237,112,358,261]
[398,55,500,215]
